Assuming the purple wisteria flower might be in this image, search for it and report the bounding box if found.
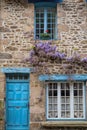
[29,42,66,67]
[81,57,87,63]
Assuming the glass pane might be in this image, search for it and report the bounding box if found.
[48,111,52,118]
[36,35,39,39]
[36,19,39,23]
[61,112,65,118]
[36,29,39,33]
[74,111,78,118]
[61,90,65,96]
[36,13,39,17]
[74,90,78,96]
[66,112,70,118]
[53,97,57,103]
[40,13,44,17]
[49,90,52,96]
[61,104,65,110]
[49,104,52,110]
[61,97,65,103]
[79,104,83,110]
[79,97,82,103]
[54,83,57,89]
[54,105,57,110]
[19,75,23,79]
[66,90,70,96]
[49,83,52,89]
[61,83,65,89]
[66,97,70,103]
[53,90,57,96]
[79,83,83,89]
[40,29,44,33]
[79,112,83,118]
[66,83,70,89]
[66,104,70,110]
[74,83,78,89]
[41,24,44,28]
[49,98,52,104]
[74,97,78,103]
[54,111,58,118]
[47,24,51,28]
[74,104,78,110]
[24,75,29,80]
[79,90,83,96]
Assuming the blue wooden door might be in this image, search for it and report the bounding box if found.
[6,74,29,130]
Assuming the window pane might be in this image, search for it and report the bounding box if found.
[48,83,58,118]
[73,83,84,119]
[47,82,85,119]
[66,90,70,96]
[49,90,52,96]
[79,90,83,96]
[61,90,65,96]
[53,90,57,96]
[35,7,56,39]
[74,90,78,96]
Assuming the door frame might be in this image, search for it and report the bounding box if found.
[1,67,31,130]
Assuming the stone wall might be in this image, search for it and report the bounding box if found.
[0,0,87,129]
[0,0,87,67]
[0,73,5,130]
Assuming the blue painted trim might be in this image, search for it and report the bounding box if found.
[84,82,86,119]
[44,8,47,33]
[35,2,57,8]
[1,67,31,73]
[28,0,63,3]
[39,74,87,81]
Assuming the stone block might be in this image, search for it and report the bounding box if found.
[0,27,10,32]
[80,24,87,32]
[58,25,69,32]
[58,11,66,18]
[30,122,41,130]
[0,53,12,59]
[5,46,18,51]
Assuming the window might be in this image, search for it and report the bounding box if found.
[35,3,57,40]
[47,82,85,120]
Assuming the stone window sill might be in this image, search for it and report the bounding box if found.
[41,121,87,128]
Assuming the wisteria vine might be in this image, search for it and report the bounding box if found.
[24,42,87,74]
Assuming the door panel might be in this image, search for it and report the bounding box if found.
[6,75,29,130]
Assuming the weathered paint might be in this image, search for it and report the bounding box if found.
[39,74,87,81]
[1,68,31,73]
[6,74,30,130]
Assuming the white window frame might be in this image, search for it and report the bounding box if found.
[46,82,86,120]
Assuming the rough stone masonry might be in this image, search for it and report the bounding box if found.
[0,0,87,130]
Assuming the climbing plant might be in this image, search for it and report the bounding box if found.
[24,41,87,74]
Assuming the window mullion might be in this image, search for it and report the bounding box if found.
[44,8,47,33]
[70,82,74,118]
[58,82,61,118]
[47,84,49,119]
[83,82,85,119]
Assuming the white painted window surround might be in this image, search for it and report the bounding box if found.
[46,82,85,120]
